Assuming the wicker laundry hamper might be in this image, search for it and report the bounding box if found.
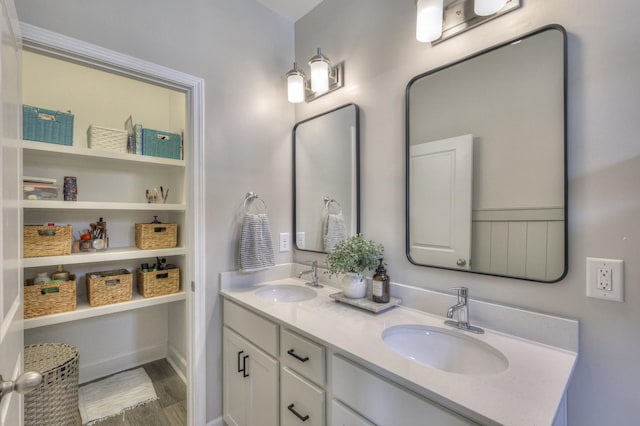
[24,343,80,426]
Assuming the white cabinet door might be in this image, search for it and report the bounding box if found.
[0,1,25,425]
[223,326,278,426]
[223,327,248,426]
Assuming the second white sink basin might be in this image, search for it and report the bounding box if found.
[255,284,317,302]
[382,324,508,375]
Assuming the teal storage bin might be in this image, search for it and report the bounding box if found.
[23,105,74,146]
[141,128,182,160]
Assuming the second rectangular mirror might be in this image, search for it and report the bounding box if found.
[294,103,360,253]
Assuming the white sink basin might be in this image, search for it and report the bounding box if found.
[255,284,317,302]
[382,324,508,375]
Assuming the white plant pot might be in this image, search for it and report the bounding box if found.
[342,273,367,298]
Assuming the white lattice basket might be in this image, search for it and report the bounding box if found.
[87,125,128,152]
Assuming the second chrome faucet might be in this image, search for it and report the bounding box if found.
[445,286,484,334]
[298,260,323,288]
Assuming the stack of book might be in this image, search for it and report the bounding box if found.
[23,176,59,200]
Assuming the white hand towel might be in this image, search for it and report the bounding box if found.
[239,212,275,272]
[323,212,346,252]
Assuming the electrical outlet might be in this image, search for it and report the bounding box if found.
[586,257,624,302]
[596,267,612,291]
[279,233,290,252]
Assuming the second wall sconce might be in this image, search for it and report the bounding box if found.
[416,0,521,44]
[286,48,344,104]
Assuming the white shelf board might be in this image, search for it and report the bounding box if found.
[22,200,186,211]
[23,246,187,268]
[22,140,185,167]
[24,290,187,329]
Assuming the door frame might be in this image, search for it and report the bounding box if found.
[20,23,206,425]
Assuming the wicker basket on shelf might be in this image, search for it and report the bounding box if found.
[24,276,76,318]
[137,268,180,298]
[135,223,178,249]
[23,225,73,258]
[87,125,128,153]
[86,269,132,307]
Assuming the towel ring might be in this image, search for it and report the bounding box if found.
[244,191,268,214]
[323,196,342,214]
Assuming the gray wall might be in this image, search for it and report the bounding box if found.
[15,0,295,421]
[293,1,640,425]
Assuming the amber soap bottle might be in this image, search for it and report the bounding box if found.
[372,258,390,303]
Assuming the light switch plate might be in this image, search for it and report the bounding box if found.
[586,257,624,302]
[279,232,290,252]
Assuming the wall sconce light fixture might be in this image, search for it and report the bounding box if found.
[286,48,344,103]
[416,0,520,45]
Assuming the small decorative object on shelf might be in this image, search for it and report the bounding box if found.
[63,176,77,201]
[326,234,384,299]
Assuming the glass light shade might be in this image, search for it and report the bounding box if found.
[416,0,443,43]
[474,0,507,16]
[287,73,305,103]
[310,60,329,93]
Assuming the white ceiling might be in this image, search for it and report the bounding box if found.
[255,0,325,22]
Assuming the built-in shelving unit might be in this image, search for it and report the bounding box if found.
[24,291,187,330]
[23,246,187,268]
[21,43,191,386]
[23,140,186,167]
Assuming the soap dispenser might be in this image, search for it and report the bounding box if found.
[372,258,390,303]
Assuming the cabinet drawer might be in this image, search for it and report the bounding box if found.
[281,328,325,385]
[223,299,278,356]
[281,367,325,426]
[331,400,374,426]
[332,354,478,425]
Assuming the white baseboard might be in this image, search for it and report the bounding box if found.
[166,343,187,383]
[207,416,224,426]
[79,343,167,384]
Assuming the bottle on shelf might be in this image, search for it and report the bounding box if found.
[372,258,390,303]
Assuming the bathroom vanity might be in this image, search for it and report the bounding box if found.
[220,266,577,426]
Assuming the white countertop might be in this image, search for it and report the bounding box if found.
[220,278,577,426]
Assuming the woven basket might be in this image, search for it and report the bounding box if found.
[86,269,132,307]
[137,268,180,298]
[23,225,73,258]
[23,105,74,146]
[24,343,80,426]
[24,276,76,318]
[135,223,178,250]
[87,125,128,153]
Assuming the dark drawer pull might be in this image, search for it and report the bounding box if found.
[287,349,309,363]
[242,355,249,377]
[237,350,244,373]
[287,404,309,422]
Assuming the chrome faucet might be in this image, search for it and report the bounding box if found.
[298,261,323,288]
[445,287,484,334]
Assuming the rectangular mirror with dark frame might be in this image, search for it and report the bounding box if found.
[294,103,360,253]
[406,25,567,282]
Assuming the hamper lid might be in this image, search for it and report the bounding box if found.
[25,343,78,373]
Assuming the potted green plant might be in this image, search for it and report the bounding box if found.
[326,234,384,298]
